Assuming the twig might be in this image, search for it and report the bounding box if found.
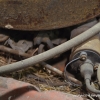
[87,95,95,100]
[31,48,38,56]
[68,87,81,93]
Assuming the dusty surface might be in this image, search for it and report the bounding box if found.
[0,0,100,30]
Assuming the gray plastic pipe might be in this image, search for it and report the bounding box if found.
[0,22,100,74]
[80,59,100,94]
[85,79,100,94]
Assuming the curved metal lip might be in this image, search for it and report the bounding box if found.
[0,0,100,31]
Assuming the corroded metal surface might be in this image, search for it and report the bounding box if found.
[0,77,84,100]
[0,0,100,30]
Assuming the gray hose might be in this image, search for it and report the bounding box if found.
[85,79,100,94]
[80,59,100,94]
[0,22,100,74]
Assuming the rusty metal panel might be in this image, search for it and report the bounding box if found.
[0,0,100,30]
